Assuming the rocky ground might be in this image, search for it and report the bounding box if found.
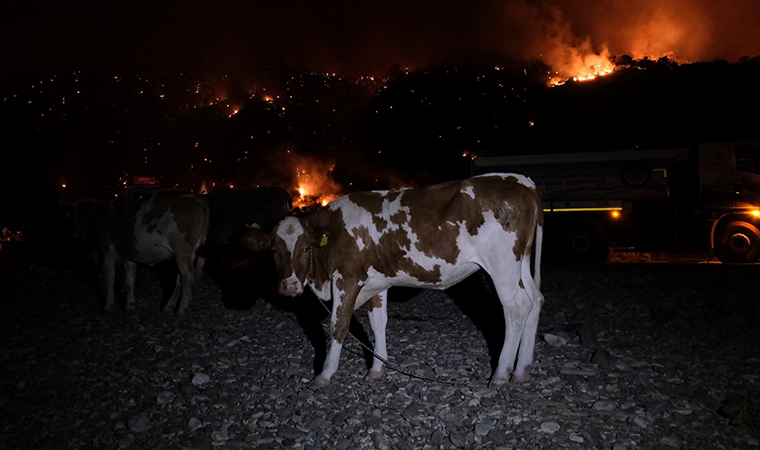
[1,255,760,450]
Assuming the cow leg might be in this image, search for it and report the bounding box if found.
[123,261,137,311]
[173,256,196,315]
[310,284,359,389]
[513,280,544,383]
[163,274,181,314]
[365,291,388,379]
[102,258,117,312]
[489,272,533,388]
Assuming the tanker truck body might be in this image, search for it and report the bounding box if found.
[472,141,760,263]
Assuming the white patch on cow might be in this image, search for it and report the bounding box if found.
[132,198,176,262]
[245,222,261,229]
[307,270,338,301]
[462,186,476,199]
[276,216,305,255]
[473,172,536,189]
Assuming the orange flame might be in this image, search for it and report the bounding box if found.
[290,154,343,208]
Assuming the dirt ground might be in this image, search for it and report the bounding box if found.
[1,247,759,449]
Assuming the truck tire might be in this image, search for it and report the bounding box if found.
[713,221,760,263]
[559,219,609,262]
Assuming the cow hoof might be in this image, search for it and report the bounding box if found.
[366,369,384,380]
[308,376,330,390]
[102,304,115,313]
[510,371,530,385]
[488,376,509,389]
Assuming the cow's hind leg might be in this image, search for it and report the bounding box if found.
[489,269,533,388]
[168,255,195,315]
[365,291,388,380]
[102,258,117,312]
[512,280,543,383]
[163,274,181,314]
[123,261,137,311]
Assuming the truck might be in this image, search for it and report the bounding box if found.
[471,141,760,263]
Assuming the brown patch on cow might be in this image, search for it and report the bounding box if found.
[163,195,211,250]
[333,276,359,343]
[364,294,383,311]
[519,279,524,289]
[348,191,388,233]
[400,181,465,265]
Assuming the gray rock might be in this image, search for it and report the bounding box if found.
[591,348,613,368]
[211,430,229,442]
[544,333,569,347]
[430,429,445,445]
[127,415,151,433]
[659,436,681,447]
[278,426,304,440]
[192,373,211,387]
[475,422,493,436]
[449,433,466,448]
[156,390,175,405]
[592,400,617,412]
[540,422,560,433]
[188,417,203,432]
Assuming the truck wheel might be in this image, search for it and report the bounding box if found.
[714,221,760,263]
[560,220,609,262]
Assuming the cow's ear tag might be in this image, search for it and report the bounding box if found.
[318,233,329,247]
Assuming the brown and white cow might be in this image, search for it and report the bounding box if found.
[72,193,210,315]
[241,173,544,388]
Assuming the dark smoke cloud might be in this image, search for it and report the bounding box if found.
[3,0,759,81]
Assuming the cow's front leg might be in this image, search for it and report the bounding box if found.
[310,283,358,389]
[365,291,388,380]
[123,261,137,311]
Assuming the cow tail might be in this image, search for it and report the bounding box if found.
[520,202,543,299]
[534,217,543,291]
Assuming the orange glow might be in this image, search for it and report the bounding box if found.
[610,210,621,219]
[290,154,343,208]
[752,209,760,217]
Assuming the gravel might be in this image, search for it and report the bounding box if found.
[1,260,759,449]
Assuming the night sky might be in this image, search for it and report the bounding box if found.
[4,0,760,81]
[2,0,760,235]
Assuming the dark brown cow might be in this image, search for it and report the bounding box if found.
[72,193,210,315]
[242,174,544,388]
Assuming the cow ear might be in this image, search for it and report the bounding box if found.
[240,229,272,252]
[312,228,331,248]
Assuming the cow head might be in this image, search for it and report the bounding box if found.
[241,216,330,297]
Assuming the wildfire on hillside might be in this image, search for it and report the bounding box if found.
[289,155,343,209]
[545,41,618,87]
